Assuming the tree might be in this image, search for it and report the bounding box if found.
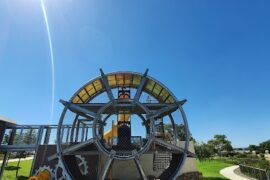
[259,140,270,153]
[207,134,233,157]
[3,134,10,145]
[195,143,215,160]
[23,129,37,145]
[249,145,259,152]
[164,124,194,141]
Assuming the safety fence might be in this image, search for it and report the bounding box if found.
[239,164,270,180]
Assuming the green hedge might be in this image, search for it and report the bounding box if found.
[215,157,270,170]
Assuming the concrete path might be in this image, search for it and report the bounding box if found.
[7,156,33,162]
[0,156,33,164]
[220,165,250,180]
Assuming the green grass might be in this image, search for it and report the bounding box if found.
[2,159,33,180]
[197,159,233,180]
[2,158,233,180]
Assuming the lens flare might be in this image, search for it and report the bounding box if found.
[40,0,55,124]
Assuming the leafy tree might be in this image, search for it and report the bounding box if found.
[207,134,233,157]
[249,145,259,152]
[259,140,270,153]
[164,124,194,141]
[3,134,10,145]
[23,129,37,145]
[195,143,215,160]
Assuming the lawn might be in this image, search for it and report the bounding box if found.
[2,159,33,180]
[197,159,233,180]
[2,159,232,180]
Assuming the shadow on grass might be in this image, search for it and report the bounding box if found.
[4,165,21,171]
[203,178,228,180]
[17,176,29,180]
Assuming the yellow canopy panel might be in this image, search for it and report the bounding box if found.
[71,72,176,104]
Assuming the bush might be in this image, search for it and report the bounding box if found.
[235,153,248,158]
[195,143,214,160]
[259,153,265,158]
[242,159,270,170]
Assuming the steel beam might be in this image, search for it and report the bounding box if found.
[48,138,96,161]
[75,120,80,143]
[153,138,196,157]
[134,159,148,180]
[0,152,8,179]
[100,69,115,102]
[66,127,70,143]
[0,145,36,151]
[133,153,148,180]
[168,114,177,145]
[60,99,97,118]
[102,114,111,124]
[0,122,6,145]
[154,138,184,152]
[100,150,115,180]
[30,126,44,175]
[70,115,79,143]
[134,69,148,101]
[150,100,186,119]
[77,102,170,114]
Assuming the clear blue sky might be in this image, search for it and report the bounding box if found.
[0,0,269,147]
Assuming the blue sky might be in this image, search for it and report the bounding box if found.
[0,0,269,147]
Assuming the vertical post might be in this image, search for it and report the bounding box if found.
[81,123,85,142]
[0,122,6,144]
[70,115,79,143]
[85,127,88,141]
[66,127,70,144]
[168,114,177,145]
[0,126,15,178]
[111,120,114,146]
[60,125,65,143]
[44,127,51,144]
[30,126,44,175]
[75,120,80,142]
[19,127,24,144]
[0,152,8,179]
[0,121,7,179]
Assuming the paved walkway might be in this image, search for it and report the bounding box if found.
[7,156,33,162]
[0,156,33,164]
[220,165,250,180]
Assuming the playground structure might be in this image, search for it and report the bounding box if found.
[0,69,201,180]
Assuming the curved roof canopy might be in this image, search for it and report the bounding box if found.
[0,116,16,125]
[71,71,176,104]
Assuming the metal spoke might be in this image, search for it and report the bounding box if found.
[63,138,96,155]
[60,99,97,118]
[134,69,148,101]
[168,114,177,145]
[100,151,115,180]
[100,69,115,101]
[154,138,184,152]
[48,138,96,161]
[149,100,186,119]
[134,156,148,180]
[154,138,196,157]
[102,114,111,124]
[137,114,148,125]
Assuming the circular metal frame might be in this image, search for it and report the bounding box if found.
[92,98,154,160]
[56,71,190,180]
